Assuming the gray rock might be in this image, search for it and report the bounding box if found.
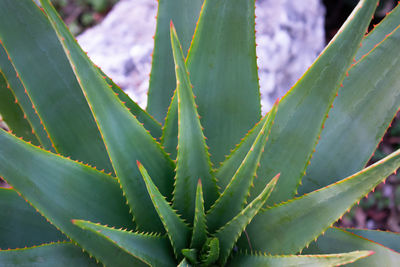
[77,0,325,112]
[256,0,325,111]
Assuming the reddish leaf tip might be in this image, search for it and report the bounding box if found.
[136,160,142,168]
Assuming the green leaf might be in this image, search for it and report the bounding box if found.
[245,0,378,205]
[243,149,400,254]
[40,0,175,233]
[147,0,203,123]
[100,69,163,139]
[200,237,219,266]
[185,0,261,165]
[299,22,400,194]
[214,175,279,265]
[74,220,176,267]
[0,0,113,173]
[0,188,66,249]
[0,44,53,150]
[170,23,218,222]
[0,129,141,266]
[190,180,207,250]
[345,229,400,253]
[207,104,278,233]
[0,242,100,266]
[215,114,266,191]
[355,3,400,61]
[228,250,372,267]
[303,227,400,267]
[0,71,39,145]
[137,162,190,259]
[181,249,198,265]
[161,90,178,159]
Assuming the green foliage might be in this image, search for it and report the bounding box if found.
[0,0,400,266]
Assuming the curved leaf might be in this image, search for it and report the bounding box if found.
[0,44,52,150]
[345,229,400,253]
[170,23,218,221]
[40,0,175,233]
[246,0,379,205]
[161,90,179,159]
[190,180,207,250]
[303,227,400,267]
[0,129,141,266]
[74,220,175,267]
[207,104,277,233]
[215,114,267,191]
[100,69,162,139]
[0,0,113,172]
[0,188,66,249]
[0,71,38,145]
[147,0,203,123]
[214,175,278,265]
[138,162,190,259]
[228,250,372,267]
[0,242,99,267]
[355,3,400,61]
[243,149,400,254]
[300,23,400,194]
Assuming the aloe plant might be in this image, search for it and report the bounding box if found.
[0,0,400,266]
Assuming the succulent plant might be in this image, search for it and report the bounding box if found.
[0,0,400,266]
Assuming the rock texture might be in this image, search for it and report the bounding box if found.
[77,0,325,112]
[255,0,325,110]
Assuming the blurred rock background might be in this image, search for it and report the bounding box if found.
[3,0,399,231]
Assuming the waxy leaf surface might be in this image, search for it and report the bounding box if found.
[41,0,175,233]
[0,0,113,172]
[0,129,141,266]
[0,188,66,249]
[243,149,400,254]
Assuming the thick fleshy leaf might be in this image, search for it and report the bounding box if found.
[0,0,113,172]
[182,248,198,265]
[242,149,400,254]
[215,114,266,191]
[147,0,203,123]
[161,90,179,159]
[0,129,142,266]
[137,162,190,259]
[100,69,162,139]
[303,227,400,267]
[200,237,219,266]
[236,0,378,205]
[74,220,176,267]
[40,0,175,233]
[0,242,99,266]
[0,44,52,150]
[299,23,400,194]
[228,250,372,267]
[0,71,38,145]
[214,176,278,265]
[170,23,218,221]
[184,0,261,165]
[190,180,207,250]
[0,188,66,249]
[345,229,400,253]
[355,3,400,61]
[207,104,277,232]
